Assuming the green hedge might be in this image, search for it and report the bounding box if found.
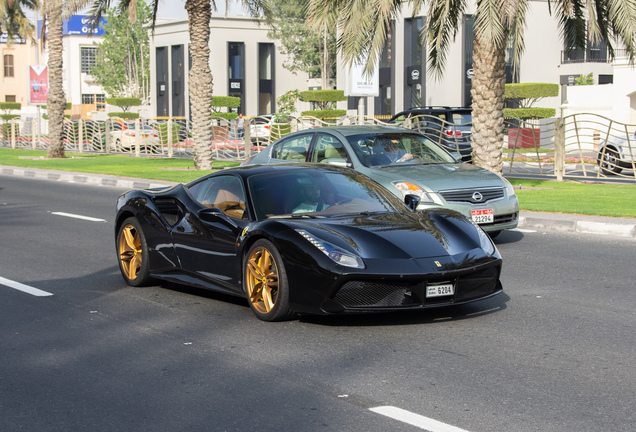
[107,112,140,119]
[2,123,20,138]
[106,97,141,108]
[505,83,559,99]
[300,109,346,119]
[0,114,20,121]
[0,102,21,111]
[212,96,241,109]
[504,107,556,120]
[157,123,181,144]
[212,113,238,121]
[299,90,347,102]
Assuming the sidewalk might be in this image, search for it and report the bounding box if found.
[2,165,635,238]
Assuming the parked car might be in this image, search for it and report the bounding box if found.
[242,125,519,237]
[597,132,636,175]
[115,163,503,321]
[249,114,314,144]
[108,120,160,152]
[388,106,473,161]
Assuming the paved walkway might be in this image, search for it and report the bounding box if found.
[2,165,635,238]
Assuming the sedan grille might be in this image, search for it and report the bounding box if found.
[440,187,504,204]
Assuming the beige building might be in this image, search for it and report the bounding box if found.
[1,35,38,107]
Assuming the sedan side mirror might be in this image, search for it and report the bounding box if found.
[404,194,421,211]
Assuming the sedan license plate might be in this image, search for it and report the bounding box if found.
[426,283,454,298]
[471,209,494,224]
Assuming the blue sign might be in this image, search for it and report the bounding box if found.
[38,15,107,38]
[0,33,27,44]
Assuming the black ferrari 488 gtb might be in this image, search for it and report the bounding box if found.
[115,163,502,321]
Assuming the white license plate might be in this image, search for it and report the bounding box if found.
[426,283,454,298]
[471,209,494,224]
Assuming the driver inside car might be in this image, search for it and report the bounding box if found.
[293,177,331,213]
[382,139,414,163]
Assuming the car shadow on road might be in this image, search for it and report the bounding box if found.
[493,229,525,245]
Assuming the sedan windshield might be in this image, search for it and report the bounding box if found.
[247,167,407,220]
[346,133,458,167]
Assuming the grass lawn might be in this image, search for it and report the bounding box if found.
[510,178,636,218]
[0,148,240,183]
[1,148,634,218]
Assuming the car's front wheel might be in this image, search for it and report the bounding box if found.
[598,148,622,175]
[117,217,153,287]
[244,239,294,321]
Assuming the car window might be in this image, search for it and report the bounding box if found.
[346,132,457,167]
[312,133,348,163]
[451,112,472,124]
[270,133,312,162]
[188,175,247,219]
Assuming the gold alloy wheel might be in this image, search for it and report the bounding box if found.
[245,246,279,314]
[119,224,142,281]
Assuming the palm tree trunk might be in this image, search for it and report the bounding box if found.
[470,35,506,176]
[46,0,66,159]
[185,0,213,170]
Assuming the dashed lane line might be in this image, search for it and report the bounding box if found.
[0,276,54,297]
[370,406,470,432]
[50,212,107,222]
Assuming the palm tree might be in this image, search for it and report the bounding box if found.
[84,0,270,170]
[2,0,75,159]
[308,0,636,176]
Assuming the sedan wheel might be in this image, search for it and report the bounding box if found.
[117,217,152,287]
[598,148,622,175]
[244,240,294,321]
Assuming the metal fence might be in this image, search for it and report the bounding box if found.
[2,112,635,182]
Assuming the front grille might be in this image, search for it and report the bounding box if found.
[333,281,415,307]
[440,187,504,204]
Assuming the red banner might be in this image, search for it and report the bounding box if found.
[29,65,48,105]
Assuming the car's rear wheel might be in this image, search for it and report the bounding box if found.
[244,239,294,321]
[117,217,152,287]
[598,148,622,175]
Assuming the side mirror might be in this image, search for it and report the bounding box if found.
[404,194,421,211]
[197,207,238,228]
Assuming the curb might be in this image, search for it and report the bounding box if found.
[519,212,636,238]
[1,166,176,190]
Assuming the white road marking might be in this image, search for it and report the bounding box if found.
[512,228,537,233]
[0,276,54,297]
[370,406,470,432]
[51,212,106,222]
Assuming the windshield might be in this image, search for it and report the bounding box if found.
[247,167,407,220]
[346,133,458,167]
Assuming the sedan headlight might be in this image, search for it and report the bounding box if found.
[295,229,364,268]
[502,177,516,198]
[392,181,433,203]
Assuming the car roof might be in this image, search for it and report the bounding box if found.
[291,125,413,137]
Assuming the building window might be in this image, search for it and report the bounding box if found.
[4,54,14,77]
[81,47,98,73]
[5,95,16,102]
[81,94,106,110]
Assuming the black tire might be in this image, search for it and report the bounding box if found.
[243,239,295,321]
[117,217,153,287]
[598,148,623,175]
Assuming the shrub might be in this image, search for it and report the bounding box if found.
[107,112,140,119]
[212,96,241,110]
[106,98,142,112]
[212,113,238,121]
[299,90,347,111]
[504,107,556,120]
[300,109,347,119]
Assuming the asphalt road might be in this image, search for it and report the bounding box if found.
[1,175,635,432]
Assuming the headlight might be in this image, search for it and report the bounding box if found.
[475,225,497,256]
[295,229,364,268]
[392,181,433,203]
[502,177,516,197]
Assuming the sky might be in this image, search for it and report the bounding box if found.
[156,1,246,19]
